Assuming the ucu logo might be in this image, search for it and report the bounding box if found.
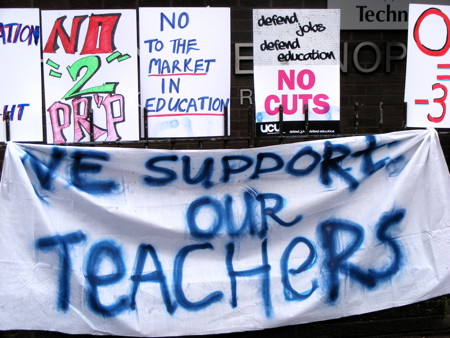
[260,123,279,133]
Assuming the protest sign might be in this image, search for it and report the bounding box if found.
[253,9,340,136]
[41,9,140,143]
[0,129,449,336]
[405,4,450,128]
[0,8,43,142]
[139,7,231,138]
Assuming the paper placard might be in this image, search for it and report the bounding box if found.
[253,9,340,136]
[41,9,140,143]
[0,8,43,142]
[405,4,450,128]
[139,8,231,138]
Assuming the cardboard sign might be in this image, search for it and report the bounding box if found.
[0,8,43,142]
[41,9,140,143]
[253,9,340,136]
[0,129,449,336]
[139,8,231,138]
[405,4,450,128]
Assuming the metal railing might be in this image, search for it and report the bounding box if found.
[1,102,448,150]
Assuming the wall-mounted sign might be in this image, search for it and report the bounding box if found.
[41,9,140,144]
[328,0,449,30]
[139,7,230,138]
[405,4,450,129]
[253,9,340,136]
[0,8,43,142]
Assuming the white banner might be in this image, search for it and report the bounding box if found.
[139,7,231,138]
[0,129,449,336]
[405,4,450,129]
[0,8,43,142]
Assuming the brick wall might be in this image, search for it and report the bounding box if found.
[0,0,449,337]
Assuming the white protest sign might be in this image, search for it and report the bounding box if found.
[0,129,449,337]
[41,9,140,143]
[139,7,231,138]
[405,4,450,128]
[253,9,340,136]
[0,8,43,142]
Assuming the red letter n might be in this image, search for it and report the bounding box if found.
[43,15,87,54]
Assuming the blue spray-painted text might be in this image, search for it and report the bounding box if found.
[35,208,405,318]
[22,135,405,200]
